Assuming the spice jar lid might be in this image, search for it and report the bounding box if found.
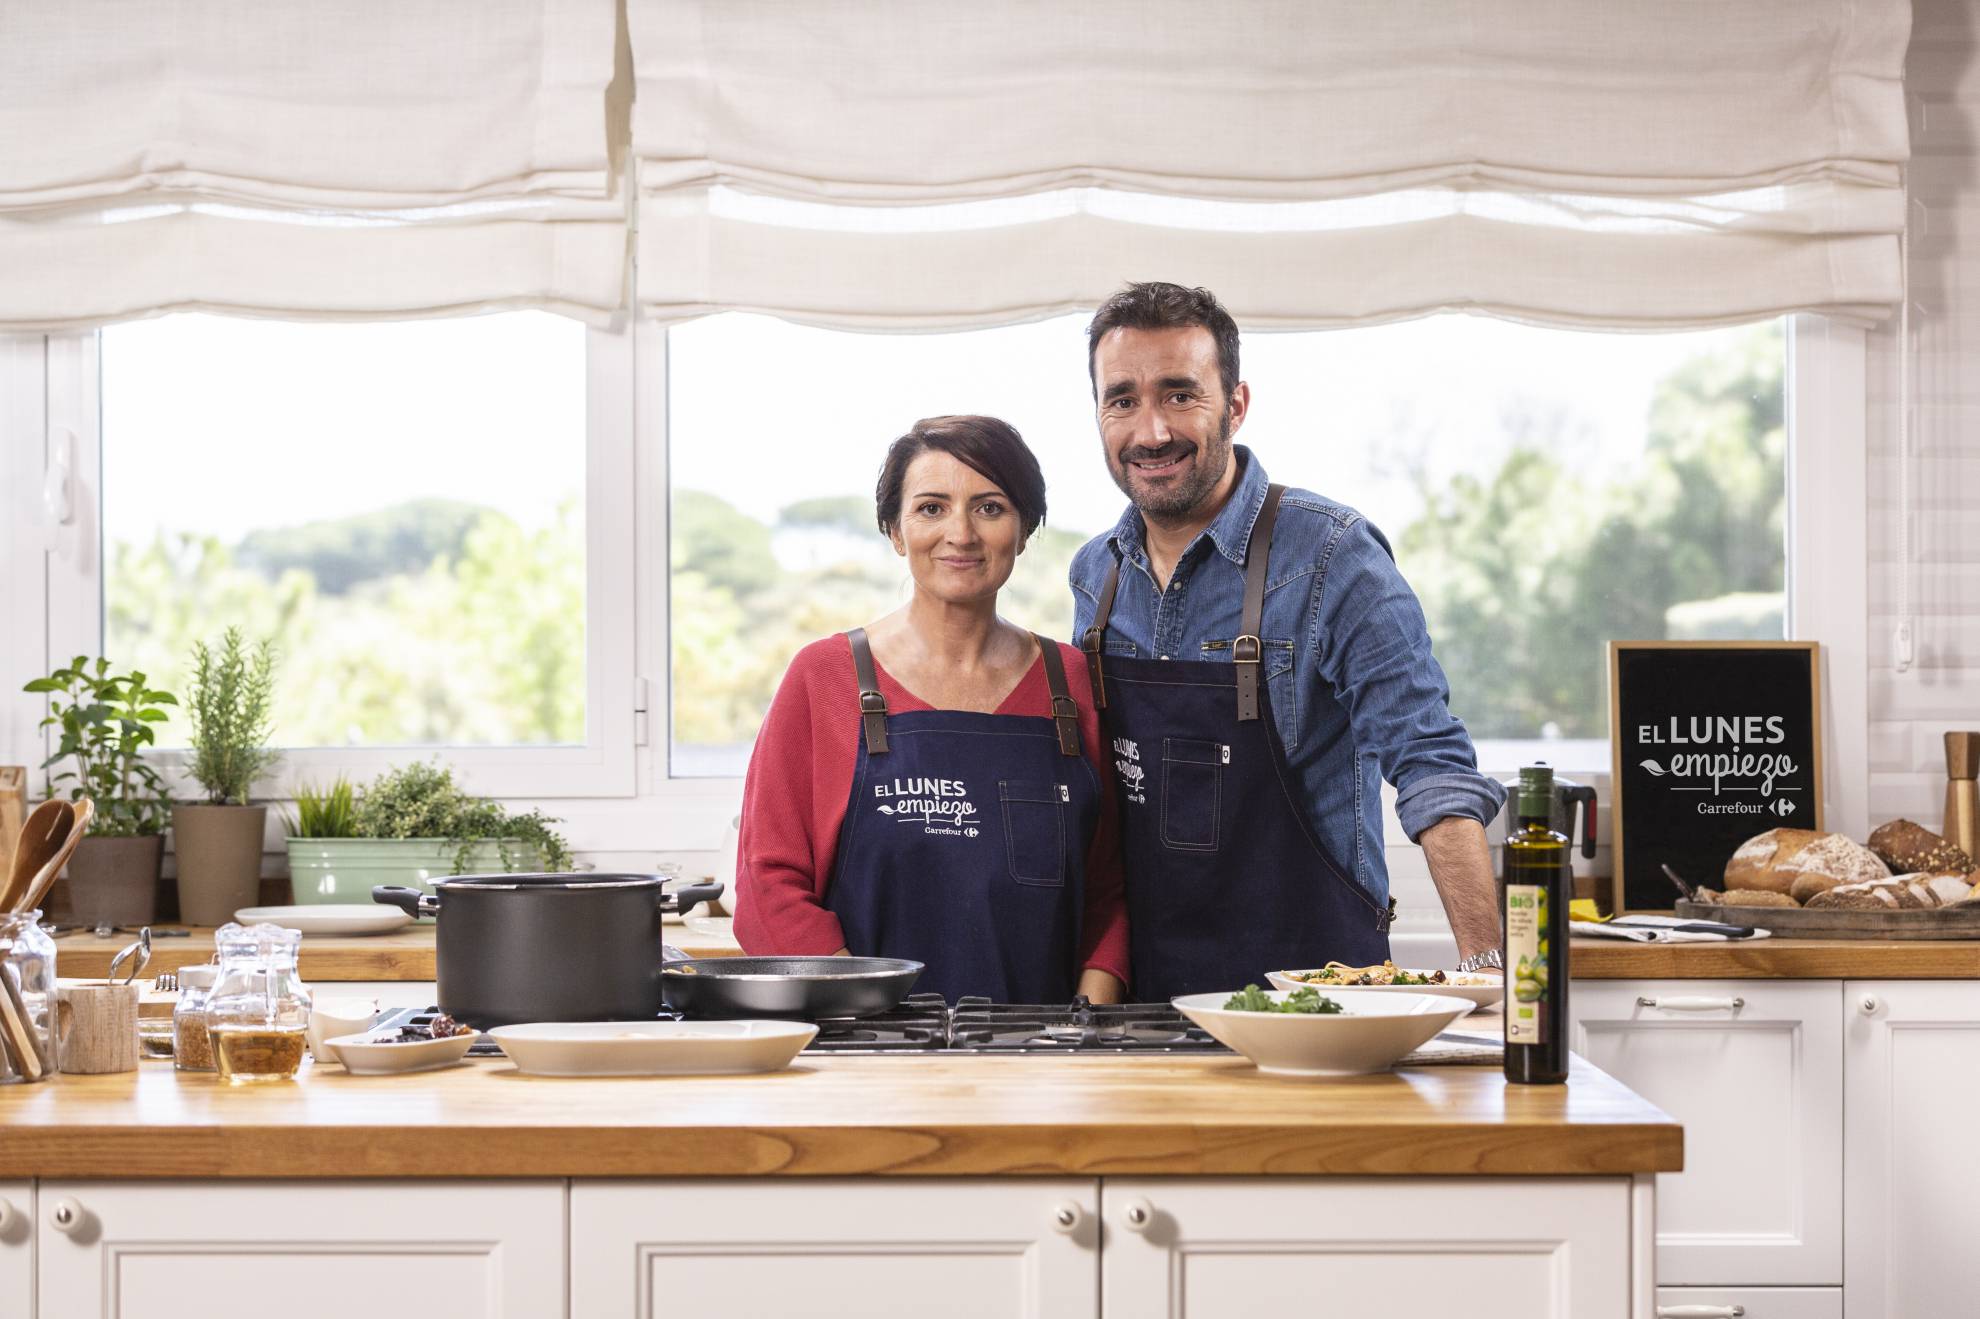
[177,966,219,989]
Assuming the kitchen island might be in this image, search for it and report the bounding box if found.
[0,1052,1677,1317]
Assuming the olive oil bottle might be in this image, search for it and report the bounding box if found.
[1504,763,1570,1084]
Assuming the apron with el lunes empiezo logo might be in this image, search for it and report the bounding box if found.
[824,630,1100,1004]
[1081,483,1393,1003]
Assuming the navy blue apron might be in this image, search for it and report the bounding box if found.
[1081,484,1392,1002]
[824,630,1100,1004]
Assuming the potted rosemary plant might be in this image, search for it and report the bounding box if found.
[171,628,280,925]
[23,657,177,925]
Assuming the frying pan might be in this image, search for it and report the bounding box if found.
[661,956,923,1020]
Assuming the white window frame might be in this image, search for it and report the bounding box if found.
[20,322,639,801]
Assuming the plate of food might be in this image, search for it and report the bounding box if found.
[1266,961,1504,1013]
[1175,986,1472,1077]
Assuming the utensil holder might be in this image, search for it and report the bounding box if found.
[56,981,140,1074]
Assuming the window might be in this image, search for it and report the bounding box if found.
[60,312,636,797]
[668,313,1786,778]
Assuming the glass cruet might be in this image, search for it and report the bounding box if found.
[206,922,312,1083]
[0,910,58,1084]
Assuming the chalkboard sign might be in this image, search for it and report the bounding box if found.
[1609,641,1824,912]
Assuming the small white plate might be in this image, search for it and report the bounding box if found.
[682,914,736,942]
[235,905,414,937]
[326,1030,476,1076]
[1265,969,1505,1014]
[488,1019,817,1077]
[1175,988,1472,1078]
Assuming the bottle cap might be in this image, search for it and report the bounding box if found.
[1518,763,1555,817]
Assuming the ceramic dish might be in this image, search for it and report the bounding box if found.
[487,1019,818,1077]
[326,1029,477,1076]
[234,905,414,937]
[306,997,382,1063]
[1174,988,1472,1078]
[1264,969,1505,1014]
[682,913,736,942]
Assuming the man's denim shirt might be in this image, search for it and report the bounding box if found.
[1069,446,1507,911]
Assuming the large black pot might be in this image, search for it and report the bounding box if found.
[373,873,722,1028]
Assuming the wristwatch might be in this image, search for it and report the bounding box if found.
[1456,948,1504,974]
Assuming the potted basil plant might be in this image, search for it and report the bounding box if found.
[171,629,280,925]
[23,657,177,925]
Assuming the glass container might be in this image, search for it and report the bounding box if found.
[0,911,58,1084]
[172,964,220,1072]
[206,923,312,1083]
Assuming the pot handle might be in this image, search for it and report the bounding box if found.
[662,881,723,914]
[373,886,440,919]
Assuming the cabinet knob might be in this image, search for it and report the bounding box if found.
[1050,1202,1084,1234]
[1655,1306,1744,1318]
[1120,1196,1154,1232]
[49,1198,85,1235]
[1861,994,1879,1015]
[0,1198,16,1235]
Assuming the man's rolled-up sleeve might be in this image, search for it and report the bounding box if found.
[1310,518,1508,842]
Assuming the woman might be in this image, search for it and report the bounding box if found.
[734,416,1127,1004]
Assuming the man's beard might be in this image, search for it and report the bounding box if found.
[1109,408,1233,524]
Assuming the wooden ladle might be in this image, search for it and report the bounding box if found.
[15,796,93,916]
[1,800,73,913]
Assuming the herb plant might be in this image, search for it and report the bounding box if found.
[352,761,572,871]
[184,627,280,805]
[23,656,178,836]
[288,777,357,838]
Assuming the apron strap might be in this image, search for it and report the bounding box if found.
[1032,634,1083,757]
[1079,555,1123,709]
[1235,483,1286,723]
[846,628,890,754]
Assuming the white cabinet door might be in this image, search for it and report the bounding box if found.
[1573,980,1841,1286]
[1844,980,1980,1319]
[1099,1178,1635,1319]
[572,1179,1098,1318]
[36,1180,563,1319]
[0,1181,30,1319]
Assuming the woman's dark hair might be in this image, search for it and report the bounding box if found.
[875,415,1047,542]
[1086,281,1241,401]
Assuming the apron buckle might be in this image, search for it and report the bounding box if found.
[1232,634,1262,665]
[1379,896,1398,932]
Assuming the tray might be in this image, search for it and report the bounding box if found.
[1675,899,1980,940]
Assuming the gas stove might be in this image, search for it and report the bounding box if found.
[371,995,1233,1057]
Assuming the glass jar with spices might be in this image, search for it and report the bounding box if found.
[172,964,220,1072]
[206,923,312,1084]
[0,911,59,1084]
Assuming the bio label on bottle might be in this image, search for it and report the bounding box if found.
[1506,883,1548,1045]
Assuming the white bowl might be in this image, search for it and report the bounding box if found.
[1264,969,1505,1014]
[487,1019,817,1077]
[307,998,381,1063]
[326,1029,476,1076]
[1175,988,1473,1078]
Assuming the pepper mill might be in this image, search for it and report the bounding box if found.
[1945,732,1980,864]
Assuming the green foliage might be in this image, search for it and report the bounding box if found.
[23,657,178,836]
[351,761,572,872]
[289,777,356,838]
[185,627,279,804]
[236,498,488,595]
[672,489,779,597]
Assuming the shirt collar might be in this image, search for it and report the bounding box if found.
[1108,445,1271,570]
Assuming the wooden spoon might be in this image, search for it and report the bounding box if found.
[0,800,72,913]
[16,796,92,916]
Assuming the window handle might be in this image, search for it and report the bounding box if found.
[42,428,74,529]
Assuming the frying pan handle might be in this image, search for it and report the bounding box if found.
[372,886,440,918]
[662,881,723,914]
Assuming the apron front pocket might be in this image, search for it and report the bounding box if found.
[1160,737,1226,852]
[1000,780,1069,887]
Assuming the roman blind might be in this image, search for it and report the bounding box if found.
[0,0,626,331]
[629,0,1911,330]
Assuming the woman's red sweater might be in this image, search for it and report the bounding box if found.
[731,634,1130,987]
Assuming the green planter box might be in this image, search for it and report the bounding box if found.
[284,838,549,905]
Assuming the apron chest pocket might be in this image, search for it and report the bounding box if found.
[1161,738,1226,852]
[1000,780,1069,887]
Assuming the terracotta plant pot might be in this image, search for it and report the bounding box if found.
[171,804,269,926]
[64,835,164,927]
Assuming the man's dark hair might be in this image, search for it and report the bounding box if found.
[875,415,1047,542]
[1085,282,1241,401]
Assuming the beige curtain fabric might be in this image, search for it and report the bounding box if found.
[0,0,624,331]
[630,0,1911,330]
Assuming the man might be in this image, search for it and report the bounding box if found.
[1070,281,1506,1002]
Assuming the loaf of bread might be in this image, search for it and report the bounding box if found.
[1718,888,1799,908]
[1867,819,1974,876]
[1806,879,1914,910]
[1724,829,1890,900]
[1902,872,1976,908]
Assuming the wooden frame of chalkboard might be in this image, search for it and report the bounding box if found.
[1609,641,1824,913]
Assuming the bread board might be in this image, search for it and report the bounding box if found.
[1675,899,1980,940]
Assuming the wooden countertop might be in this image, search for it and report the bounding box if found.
[0,1053,1679,1179]
[1571,936,1980,979]
[53,921,743,981]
